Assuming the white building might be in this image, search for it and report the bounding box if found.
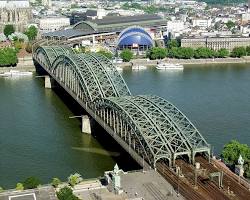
[39,17,70,32]
[192,19,212,28]
[167,20,185,32]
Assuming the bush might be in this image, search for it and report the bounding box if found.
[0,47,18,67]
[231,47,246,58]
[147,47,167,60]
[23,176,41,189]
[68,173,83,187]
[16,183,24,191]
[24,26,38,41]
[25,43,32,53]
[97,50,113,59]
[0,187,4,193]
[4,24,15,37]
[56,186,80,200]
[120,49,133,62]
[51,177,61,188]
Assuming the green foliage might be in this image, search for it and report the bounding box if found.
[23,176,41,189]
[225,20,235,30]
[0,47,18,67]
[231,47,246,58]
[51,177,61,188]
[74,46,85,54]
[147,47,167,60]
[194,47,215,59]
[16,183,24,191]
[56,186,80,200]
[24,26,38,41]
[97,50,113,59]
[246,46,250,56]
[0,187,4,193]
[221,140,250,178]
[168,47,194,59]
[14,41,22,51]
[217,48,229,58]
[68,173,83,187]
[120,49,133,62]
[4,24,15,37]
[167,39,179,49]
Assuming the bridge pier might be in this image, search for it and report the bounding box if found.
[82,115,92,134]
[45,76,53,89]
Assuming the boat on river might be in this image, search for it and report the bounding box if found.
[156,63,183,70]
[132,65,147,70]
[0,70,33,77]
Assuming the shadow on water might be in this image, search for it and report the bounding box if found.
[47,79,141,172]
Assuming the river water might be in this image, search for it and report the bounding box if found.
[0,63,250,188]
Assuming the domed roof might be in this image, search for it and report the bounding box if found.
[118,26,153,47]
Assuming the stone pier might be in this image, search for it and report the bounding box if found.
[82,115,91,134]
[45,75,52,89]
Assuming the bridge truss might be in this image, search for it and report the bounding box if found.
[33,45,211,168]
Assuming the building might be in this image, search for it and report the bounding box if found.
[117,26,154,55]
[42,0,51,8]
[192,19,212,28]
[0,0,32,32]
[181,36,250,51]
[39,17,70,33]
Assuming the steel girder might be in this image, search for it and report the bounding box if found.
[143,95,210,158]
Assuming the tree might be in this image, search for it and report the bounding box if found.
[231,47,246,58]
[221,140,250,178]
[68,173,83,187]
[51,177,61,188]
[194,47,215,59]
[120,49,133,62]
[25,43,32,53]
[246,46,250,56]
[217,48,229,58]
[147,47,167,60]
[56,186,80,200]
[16,183,24,191]
[0,187,4,193]
[97,50,113,59]
[225,20,235,30]
[24,26,38,41]
[167,39,179,49]
[4,24,15,37]
[23,176,41,189]
[0,47,18,67]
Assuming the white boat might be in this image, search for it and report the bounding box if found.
[132,65,147,70]
[156,63,183,70]
[0,70,33,77]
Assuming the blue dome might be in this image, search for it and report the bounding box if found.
[118,27,153,47]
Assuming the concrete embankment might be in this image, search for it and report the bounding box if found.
[118,57,250,68]
[0,56,35,73]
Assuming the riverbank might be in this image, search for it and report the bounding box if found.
[0,56,35,73]
[118,56,250,68]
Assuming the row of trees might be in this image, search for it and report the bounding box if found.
[146,46,250,60]
[221,140,250,178]
[3,24,38,41]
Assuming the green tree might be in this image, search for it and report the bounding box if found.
[4,24,15,37]
[56,186,80,200]
[51,177,61,188]
[167,39,179,49]
[231,47,246,58]
[23,176,41,189]
[24,26,38,41]
[0,47,18,67]
[16,183,24,191]
[147,47,167,60]
[246,46,250,56]
[0,187,4,193]
[97,50,113,59]
[217,48,229,58]
[68,173,83,187]
[194,47,215,59]
[225,20,235,30]
[120,49,133,62]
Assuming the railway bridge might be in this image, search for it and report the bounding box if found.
[33,45,211,169]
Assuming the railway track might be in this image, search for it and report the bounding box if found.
[157,156,250,200]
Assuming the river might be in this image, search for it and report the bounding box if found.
[0,63,249,188]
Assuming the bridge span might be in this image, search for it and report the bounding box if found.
[33,45,210,169]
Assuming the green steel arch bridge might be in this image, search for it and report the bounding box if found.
[33,45,211,169]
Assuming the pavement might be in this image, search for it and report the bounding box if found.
[0,186,57,200]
